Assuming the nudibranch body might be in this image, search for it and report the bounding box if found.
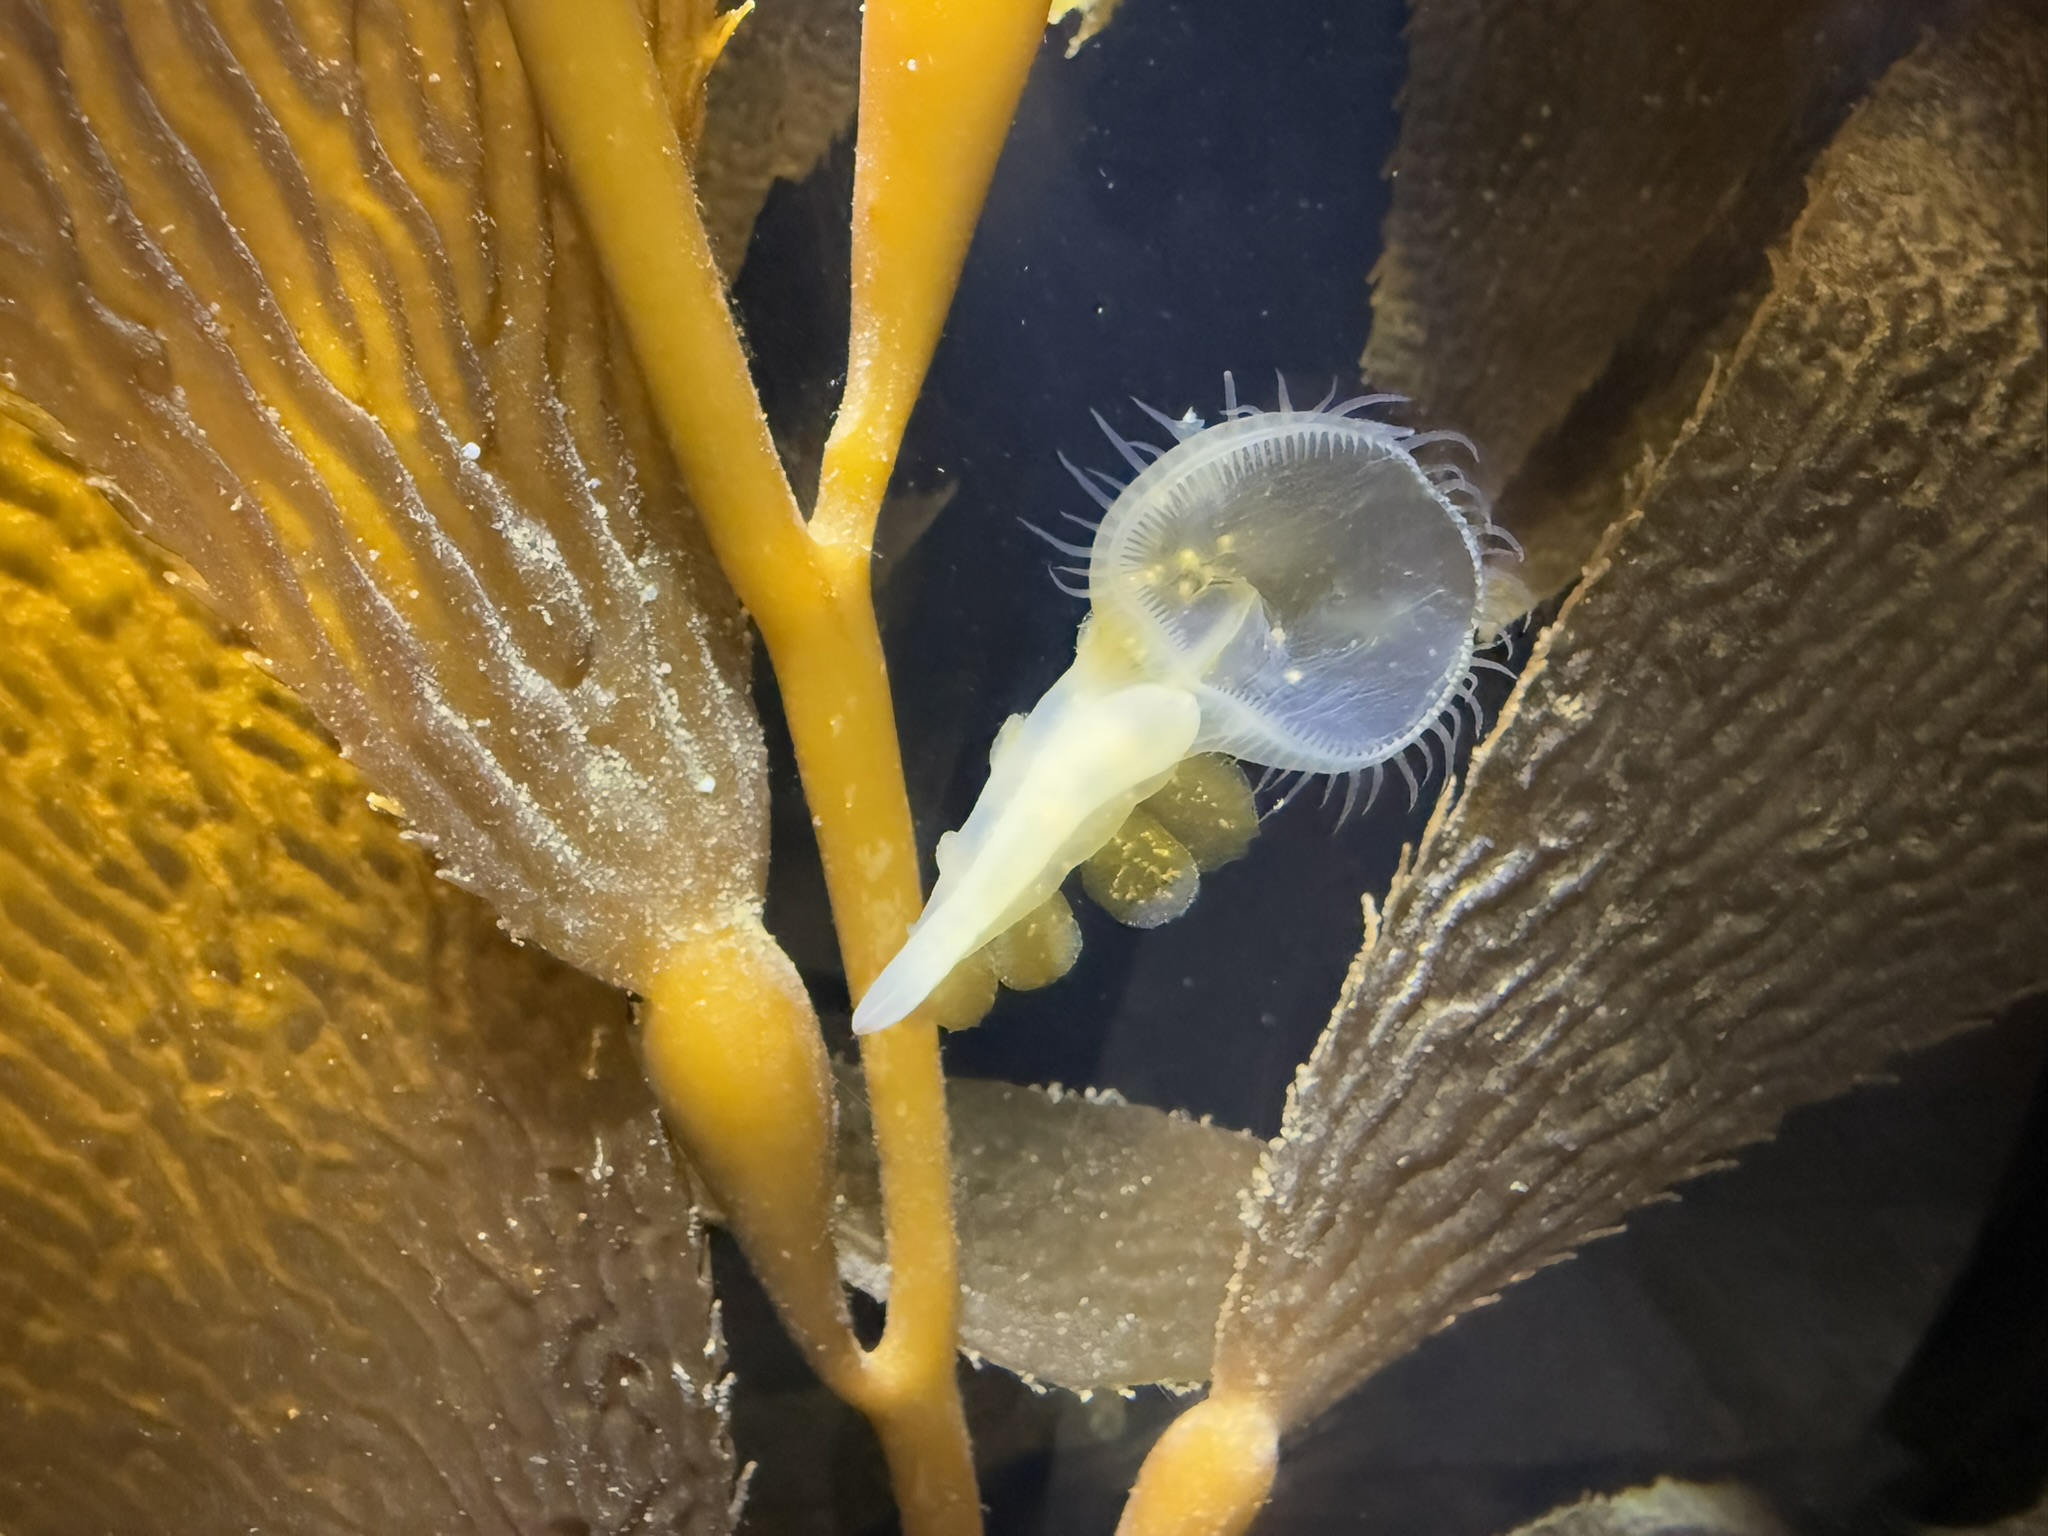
[852,377,1520,1035]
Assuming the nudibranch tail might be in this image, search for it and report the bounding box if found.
[851,637,1201,1035]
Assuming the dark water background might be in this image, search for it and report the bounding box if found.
[726,0,2048,1530]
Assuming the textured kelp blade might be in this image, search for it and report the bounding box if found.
[0,410,732,1534]
[835,1067,1262,1388]
[697,0,861,276]
[0,0,764,987]
[1220,2,2047,1435]
[1363,0,1927,595]
[1502,1480,1793,1536]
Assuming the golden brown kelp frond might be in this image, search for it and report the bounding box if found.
[834,1069,1262,1389]
[696,0,861,277]
[1364,0,1931,592]
[0,405,733,1534]
[0,0,763,988]
[1225,0,2047,1440]
[1078,754,1260,933]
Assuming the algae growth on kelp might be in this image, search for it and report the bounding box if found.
[0,0,2043,1533]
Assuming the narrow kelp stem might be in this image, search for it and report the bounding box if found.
[502,1,1046,1532]
[811,0,1053,558]
[815,0,1054,1405]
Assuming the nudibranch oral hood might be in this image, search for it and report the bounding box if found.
[853,375,1523,1035]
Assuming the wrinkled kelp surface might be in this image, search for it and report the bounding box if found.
[1503,1480,1793,1536]
[1364,0,1933,597]
[0,404,733,1534]
[836,1067,1261,1388]
[0,0,767,987]
[1217,0,2048,1433]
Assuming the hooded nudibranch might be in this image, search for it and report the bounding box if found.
[852,374,1523,1036]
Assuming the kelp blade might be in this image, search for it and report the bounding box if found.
[0,0,772,987]
[1221,0,2048,1437]
[0,401,735,1533]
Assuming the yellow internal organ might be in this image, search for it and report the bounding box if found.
[918,893,1082,1035]
[1144,753,1258,872]
[985,891,1083,992]
[0,402,410,1041]
[1082,808,1199,929]
[0,398,733,1522]
[920,947,1001,1033]
[1080,755,1259,928]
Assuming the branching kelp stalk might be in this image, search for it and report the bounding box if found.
[503,1,1047,1530]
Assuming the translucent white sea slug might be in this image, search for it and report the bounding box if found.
[852,375,1524,1035]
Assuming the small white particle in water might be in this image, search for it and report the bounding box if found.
[657,661,673,676]
[694,774,717,793]
[427,72,441,83]
[906,57,918,70]
[1283,666,1305,684]
[641,582,658,602]
[461,441,481,462]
